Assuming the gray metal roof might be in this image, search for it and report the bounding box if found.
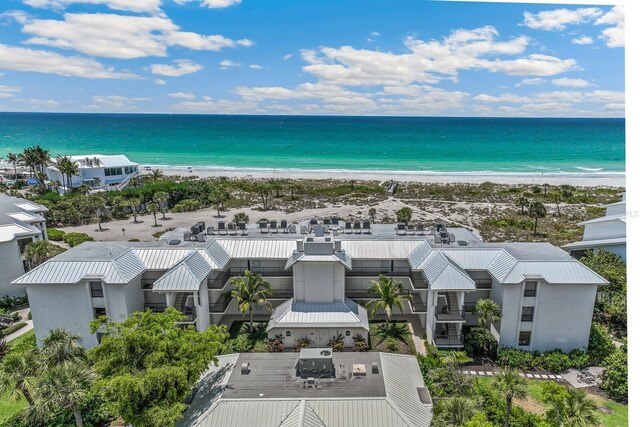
[407,242,431,269]
[486,250,518,282]
[419,251,476,291]
[133,248,194,269]
[217,239,297,259]
[502,261,609,285]
[563,237,626,249]
[153,251,216,292]
[439,249,505,270]
[341,240,424,259]
[279,401,326,427]
[285,252,352,270]
[268,298,369,331]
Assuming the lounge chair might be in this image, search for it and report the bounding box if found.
[416,224,424,236]
[259,221,268,234]
[354,221,361,234]
[428,226,436,235]
[345,222,353,234]
[288,224,297,234]
[217,221,227,235]
[331,216,339,226]
[300,225,307,234]
[228,223,237,236]
[396,223,406,236]
[362,221,371,234]
[197,232,206,242]
[310,218,318,226]
[323,218,331,226]
[183,232,192,241]
[407,224,415,235]
[269,220,278,233]
[207,226,215,235]
[280,220,288,233]
[238,221,247,236]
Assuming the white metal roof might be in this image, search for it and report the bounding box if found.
[341,240,424,259]
[486,250,518,282]
[267,298,369,331]
[69,154,138,168]
[578,215,626,226]
[217,239,297,259]
[285,251,352,270]
[502,261,608,285]
[132,248,194,269]
[0,224,38,243]
[418,251,476,291]
[563,237,626,249]
[440,249,505,270]
[153,251,217,292]
[407,242,431,269]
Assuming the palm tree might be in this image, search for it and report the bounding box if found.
[33,362,96,427]
[24,241,65,269]
[32,146,50,174]
[368,207,377,223]
[494,367,528,427]
[433,396,477,427]
[515,196,529,215]
[148,202,159,227]
[128,197,142,223]
[473,299,501,329]
[154,191,169,220]
[209,185,225,218]
[396,207,412,224]
[0,352,38,406]
[268,178,283,198]
[6,152,19,179]
[230,271,273,333]
[150,169,164,182]
[85,194,107,231]
[563,387,599,427]
[38,329,86,368]
[233,212,249,225]
[528,201,547,236]
[365,275,412,328]
[18,147,38,177]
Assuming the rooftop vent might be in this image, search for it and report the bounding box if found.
[241,362,250,375]
[371,362,379,374]
[417,387,433,405]
[168,239,181,245]
[458,240,468,246]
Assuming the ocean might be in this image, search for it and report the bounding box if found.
[0,113,625,175]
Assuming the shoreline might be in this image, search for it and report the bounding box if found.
[145,165,625,188]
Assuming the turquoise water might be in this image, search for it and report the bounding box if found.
[0,113,625,174]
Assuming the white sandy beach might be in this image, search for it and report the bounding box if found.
[146,165,625,188]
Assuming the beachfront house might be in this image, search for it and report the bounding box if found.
[564,192,626,261]
[14,221,606,352]
[45,154,139,193]
[0,195,48,296]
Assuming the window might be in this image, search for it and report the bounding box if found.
[104,167,123,176]
[90,281,104,298]
[345,330,351,336]
[464,304,475,314]
[524,281,537,297]
[94,307,107,318]
[521,306,534,322]
[17,238,32,254]
[22,260,30,273]
[124,166,137,175]
[518,331,531,346]
[286,331,291,337]
[475,278,492,289]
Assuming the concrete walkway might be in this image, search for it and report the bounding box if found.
[4,307,33,343]
[406,318,427,355]
[462,369,564,380]
[561,367,603,388]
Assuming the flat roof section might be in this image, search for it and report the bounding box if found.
[221,352,387,400]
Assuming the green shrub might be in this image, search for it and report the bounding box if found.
[329,334,345,352]
[538,349,572,373]
[62,232,94,247]
[294,337,311,352]
[170,198,201,213]
[352,334,369,352]
[267,334,284,352]
[385,337,399,352]
[47,228,66,241]
[128,238,140,242]
[600,348,627,402]
[1,321,27,337]
[568,348,590,369]
[496,347,537,370]
[27,311,32,320]
[228,334,254,353]
[464,327,497,358]
[587,322,616,364]
[0,295,28,311]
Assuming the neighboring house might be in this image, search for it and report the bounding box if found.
[564,193,626,261]
[177,351,433,427]
[46,154,139,192]
[0,195,48,296]
[14,222,607,352]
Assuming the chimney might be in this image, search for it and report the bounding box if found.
[296,239,304,252]
[334,240,342,252]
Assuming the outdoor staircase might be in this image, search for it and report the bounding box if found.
[173,293,186,312]
[446,292,460,312]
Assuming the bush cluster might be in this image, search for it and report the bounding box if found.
[464,326,498,358]
[0,295,28,311]
[352,334,369,352]
[267,334,284,352]
[47,228,66,241]
[62,232,94,247]
[328,334,345,352]
[293,337,311,352]
[0,321,27,338]
[170,198,202,213]
[496,347,589,373]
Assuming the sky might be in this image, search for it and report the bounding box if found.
[0,0,625,117]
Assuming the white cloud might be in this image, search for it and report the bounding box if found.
[283,54,292,60]
[476,54,577,77]
[605,103,624,111]
[153,79,166,85]
[522,8,602,31]
[219,59,241,69]
[595,6,624,48]
[16,13,252,59]
[551,77,591,87]
[474,93,530,103]
[571,36,593,45]
[516,77,546,86]
[150,60,203,76]
[587,90,624,103]
[168,91,195,99]
[87,95,149,111]
[13,98,60,109]
[0,44,139,79]
[249,64,263,70]
[174,0,241,9]
[370,31,380,37]
[0,85,21,98]
[22,0,162,13]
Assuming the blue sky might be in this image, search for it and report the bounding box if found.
[0,0,625,116]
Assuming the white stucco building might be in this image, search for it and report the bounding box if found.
[14,222,607,352]
[46,154,139,192]
[0,195,48,296]
[564,193,626,261]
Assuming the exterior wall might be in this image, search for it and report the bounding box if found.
[269,327,368,348]
[196,280,210,331]
[0,240,28,296]
[606,204,625,216]
[27,283,98,348]
[583,221,625,240]
[293,262,345,303]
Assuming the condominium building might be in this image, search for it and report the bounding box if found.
[45,154,139,192]
[14,222,607,351]
[564,192,626,261]
[0,195,48,296]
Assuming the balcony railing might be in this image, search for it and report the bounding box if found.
[142,279,155,290]
[208,270,231,289]
[144,303,167,312]
[270,289,293,299]
[210,298,232,313]
[345,290,374,299]
[435,309,466,322]
[409,297,427,313]
[345,267,412,276]
[228,267,292,277]
[434,334,464,347]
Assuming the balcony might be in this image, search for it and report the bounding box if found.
[345,267,412,276]
[144,302,167,312]
[345,289,373,299]
[409,297,427,313]
[435,309,466,322]
[270,289,293,299]
[228,267,292,277]
[434,334,464,347]
[210,297,232,313]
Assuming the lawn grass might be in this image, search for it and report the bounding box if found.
[369,322,416,355]
[475,377,627,426]
[0,330,35,424]
[8,330,34,349]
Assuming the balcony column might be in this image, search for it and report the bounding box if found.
[196,281,210,332]
[425,290,437,344]
[166,292,176,308]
